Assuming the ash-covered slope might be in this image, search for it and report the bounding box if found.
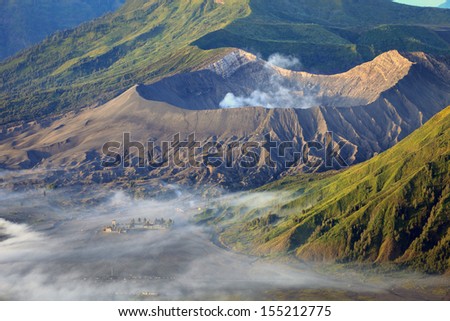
[141,49,421,109]
[0,0,251,125]
[0,50,449,188]
[2,0,450,125]
[213,105,450,273]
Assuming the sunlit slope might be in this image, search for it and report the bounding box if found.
[0,0,250,124]
[195,0,450,73]
[2,0,450,125]
[214,106,450,273]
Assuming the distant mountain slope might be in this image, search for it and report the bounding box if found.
[0,0,249,125]
[0,0,124,60]
[210,106,450,273]
[1,0,450,125]
[140,49,450,113]
[195,0,450,73]
[0,50,449,190]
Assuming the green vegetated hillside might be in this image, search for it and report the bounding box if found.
[0,0,125,60]
[207,106,450,273]
[195,0,450,73]
[1,0,450,125]
[0,0,250,125]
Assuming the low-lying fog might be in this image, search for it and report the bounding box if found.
[0,177,448,300]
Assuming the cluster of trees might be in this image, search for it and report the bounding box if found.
[246,214,280,229]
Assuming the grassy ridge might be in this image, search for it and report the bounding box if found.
[1,0,450,125]
[0,0,250,124]
[210,106,450,273]
[195,0,450,73]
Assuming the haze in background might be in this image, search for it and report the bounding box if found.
[0,0,125,60]
[394,0,444,7]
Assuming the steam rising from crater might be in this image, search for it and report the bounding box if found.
[219,53,317,109]
[267,53,301,69]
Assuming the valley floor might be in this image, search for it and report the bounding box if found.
[0,180,448,301]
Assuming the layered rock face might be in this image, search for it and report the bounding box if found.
[1,50,449,188]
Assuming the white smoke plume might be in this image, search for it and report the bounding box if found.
[267,53,301,69]
[219,53,317,109]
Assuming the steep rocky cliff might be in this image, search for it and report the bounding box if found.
[1,50,449,189]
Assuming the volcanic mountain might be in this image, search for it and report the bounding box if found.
[207,105,450,273]
[1,0,450,125]
[1,49,449,189]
